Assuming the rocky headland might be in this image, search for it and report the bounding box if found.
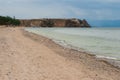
[20,18,91,27]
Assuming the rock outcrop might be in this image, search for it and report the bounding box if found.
[20,18,91,27]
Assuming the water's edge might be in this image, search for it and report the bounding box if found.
[24,28,120,68]
[53,38,120,68]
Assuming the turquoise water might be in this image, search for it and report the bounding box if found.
[25,27,120,60]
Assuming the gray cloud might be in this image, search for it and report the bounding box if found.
[0,0,120,20]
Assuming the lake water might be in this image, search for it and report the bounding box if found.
[25,27,120,61]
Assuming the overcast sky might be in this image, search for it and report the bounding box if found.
[0,0,120,20]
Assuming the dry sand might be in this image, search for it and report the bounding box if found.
[0,26,120,80]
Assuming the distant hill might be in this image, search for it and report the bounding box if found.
[20,18,91,28]
[88,20,120,27]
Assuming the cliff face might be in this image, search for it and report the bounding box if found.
[20,18,91,27]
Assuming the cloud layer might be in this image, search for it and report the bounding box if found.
[0,0,120,20]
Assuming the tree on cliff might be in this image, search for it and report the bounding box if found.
[0,16,20,26]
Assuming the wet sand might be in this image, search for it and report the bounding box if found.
[0,26,120,80]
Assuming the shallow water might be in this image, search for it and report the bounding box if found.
[25,27,120,60]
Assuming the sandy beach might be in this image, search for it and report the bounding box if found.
[0,26,120,80]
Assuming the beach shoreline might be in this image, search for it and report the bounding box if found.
[23,29,120,69]
[0,26,120,80]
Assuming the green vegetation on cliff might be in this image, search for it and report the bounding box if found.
[0,16,20,26]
